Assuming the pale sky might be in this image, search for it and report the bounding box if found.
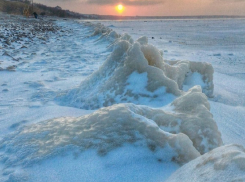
[35,0,245,16]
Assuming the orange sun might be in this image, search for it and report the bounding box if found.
[116,4,125,14]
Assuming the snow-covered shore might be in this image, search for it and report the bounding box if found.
[0,13,245,181]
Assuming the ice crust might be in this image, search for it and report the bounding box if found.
[166,144,245,182]
[57,23,214,109]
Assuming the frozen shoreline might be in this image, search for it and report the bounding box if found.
[0,14,245,181]
[0,14,61,71]
[0,14,106,138]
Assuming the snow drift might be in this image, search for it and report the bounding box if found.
[0,86,222,175]
[57,23,214,109]
[166,144,245,182]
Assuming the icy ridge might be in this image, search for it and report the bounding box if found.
[0,86,222,172]
[57,22,214,110]
[88,22,214,97]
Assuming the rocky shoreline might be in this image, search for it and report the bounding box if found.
[0,13,66,71]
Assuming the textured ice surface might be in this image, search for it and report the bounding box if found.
[0,86,222,180]
[57,23,214,109]
[95,19,245,149]
[166,144,245,182]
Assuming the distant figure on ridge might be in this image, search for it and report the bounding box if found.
[33,12,38,19]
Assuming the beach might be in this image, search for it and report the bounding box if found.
[0,14,245,181]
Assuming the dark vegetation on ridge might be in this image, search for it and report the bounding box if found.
[1,0,244,19]
[0,0,82,18]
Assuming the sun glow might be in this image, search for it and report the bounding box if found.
[116,4,125,14]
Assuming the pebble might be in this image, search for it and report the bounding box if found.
[2,89,9,92]
[0,14,67,72]
[6,65,17,71]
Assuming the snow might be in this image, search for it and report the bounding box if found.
[166,144,245,182]
[182,72,205,91]
[20,146,179,182]
[0,14,245,181]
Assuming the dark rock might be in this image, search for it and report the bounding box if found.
[6,65,17,71]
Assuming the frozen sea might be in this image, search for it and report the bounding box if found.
[0,15,245,181]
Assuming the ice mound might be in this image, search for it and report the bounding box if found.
[166,144,245,182]
[165,60,214,97]
[0,88,222,170]
[84,22,120,42]
[129,86,222,154]
[57,32,214,109]
[0,105,198,168]
[85,22,214,96]
[171,86,222,154]
[140,43,214,97]
[57,40,180,109]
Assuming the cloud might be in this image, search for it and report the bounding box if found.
[86,0,163,6]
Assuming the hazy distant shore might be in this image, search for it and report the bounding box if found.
[89,15,245,20]
[1,0,245,20]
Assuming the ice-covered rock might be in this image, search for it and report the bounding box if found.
[166,144,245,182]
